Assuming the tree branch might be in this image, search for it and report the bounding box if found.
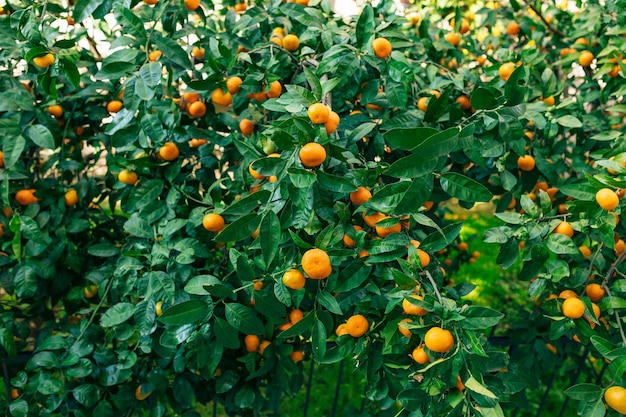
[525,2,566,38]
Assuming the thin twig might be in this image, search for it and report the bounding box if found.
[525,1,566,37]
[602,250,626,346]
[423,270,443,305]
[586,243,603,279]
[83,30,103,61]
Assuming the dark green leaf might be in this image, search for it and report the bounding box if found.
[159,299,211,325]
[261,211,281,269]
[26,125,55,149]
[100,303,136,327]
[440,172,493,202]
[225,304,264,335]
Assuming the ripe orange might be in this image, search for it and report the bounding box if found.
[282,269,306,290]
[402,295,428,316]
[605,386,626,414]
[267,80,282,98]
[375,219,402,238]
[15,189,39,206]
[301,248,332,279]
[183,92,200,103]
[506,21,520,35]
[64,189,78,207]
[248,163,265,180]
[325,111,340,134]
[416,249,430,268]
[189,138,207,147]
[616,239,626,255]
[211,88,233,106]
[155,301,163,317]
[579,245,592,259]
[282,34,299,51]
[0,150,4,168]
[350,186,372,205]
[398,318,413,338]
[289,309,304,324]
[562,297,585,319]
[239,118,254,136]
[227,76,243,94]
[299,143,326,167]
[253,280,263,290]
[363,211,386,227]
[10,388,18,400]
[244,334,260,352]
[343,225,363,248]
[202,213,225,232]
[558,289,577,299]
[84,284,98,299]
[345,314,369,337]
[135,385,152,401]
[596,188,619,211]
[47,105,63,118]
[270,37,282,47]
[233,2,247,12]
[187,101,207,118]
[107,100,123,113]
[185,0,200,11]
[542,95,555,106]
[258,340,271,355]
[517,155,535,171]
[499,62,516,82]
[417,96,429,112]
[579,50,594,66]
[372,37,392,58]
[412,346,429,364]
[143,0,158,4]
[459,19,470,34]
[158,142,179,161]
[335,323,349,337]
[553,221,574,238]
[444,32,460,46]
[307,103,330,124]
[456,95,471,110]
[586,283,605,302]
[33,53,55,68]
[148,50,162,61]
[118,170,138,185]
[458,242,468,251]
[290,351,304,362]
[424,327,455,353]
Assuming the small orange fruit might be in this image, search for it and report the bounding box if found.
[363,211,386,228]
[84,284,98,299]
[307,103,330,124]
[335,323,349,337]
[458,242,468,251]
[233,2,247,12]
[605,386,626,414]
[562,297,585,319]
[33,53,55,68]
[135,385,152,401]
[202,213,225,232]
[559,289,577,299]
[402,295,428,316]
[299,143,326,167]
[372,37,392,58]
[282,269,306,290]
[187,101,207,118]
[416,249,430,268]
[183,92,200,103]
[118,170,138,185]
[239,118,254,136]
[412,346,429,364]
[10,388,18,400]
[456,95,471,110]
[350,186,372,205]
[155,301,163,317]
[258,340,271,355]
[586,283,605,302]
[424,327,455,353]
[191,46,205,59]
[211,88,233,106]
[267,81,282,98]
[244,334,260,352]
[596,188,619,211]
[506,21,520,35]
[289,309,304,324]
[107,100,123,113]
[578,50,594,66]
[290,351,304,362]
[375,219,402,238]
[579,245,592,259]
[185,0,201,10]
[444,32,460,46]
[343,225,363,248]
[189,138,207,147]
[158,142,179,161]
[325,111,340,134]
[517,155,536,171]
[148,50,162,61]
[553,221,574,238]
[398,318,413,338]
[15,189,39,206]
[345,314,369,337]
[499,62,516,82]
[64,189,78,207]
[282,34,300,52]
[301,248,332,279]
[47,105,63,118]
[417,97,429,112]
[227,76,243,94]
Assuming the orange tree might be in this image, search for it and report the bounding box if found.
[1,0,626,416]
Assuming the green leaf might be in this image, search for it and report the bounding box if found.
[462,306,504,329]
[590,335,618,358]
[225,304,264,335]
[123,215,153,239]
[464,376,497,398]
[355,3,375,49]
[222,190,271,217]
[277,311,315,340]
[216,213,261,242]
[73,384,102,407]
[316,171,357,193]
[184,275,217,295]
[3,135,26,169]
[73,0,107,22]
[154,36,191,69]
[87,243,120,257]
[214,317,240,349]
[9,399,28,417]
[545,233,579,255]
[139,62,161,87]
[288,167,317,188]
[564,383,602,401]
[104,108,135,135]
[396,388,428,411]
[383,127,438,151]
[412,127,459,158]
[440,172,493,202]
[312,318,327,360]
[159,299,211,325]
[556,115,582,128]
[26,125,55,149]
[579,399,607,417]
[470,87,499,110]
[318,291,343,315]
[302,66,322,100]
[420,222,463,252]
[113,4,147,44]
[260,211,281,269]
[385,155,437,179]
[100,303,136,327]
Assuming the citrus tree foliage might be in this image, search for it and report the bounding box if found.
[1,0,626,416]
